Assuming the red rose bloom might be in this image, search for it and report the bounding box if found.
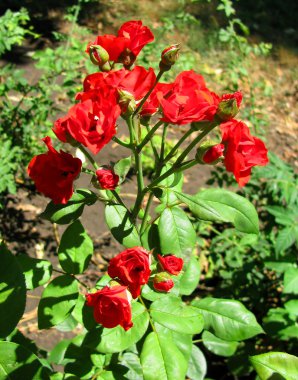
[157,254,184,275]
[53,91,121,155]
[86,20,154,66]
[108,247,151,299]
[220,119,269,186]
[118,20,154,57]
[203,144,225,164]
[158,70,219,125]
[153,273,174,293]
[27,137,82,204]
[96,168,119,190]
[86,285,133,331]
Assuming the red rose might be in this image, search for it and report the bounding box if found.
[76,67,156,115]
[157,254,184,275]
[221,91,243,108]
[86,20,154,67]
[27,137,82,204]
[86,35,128,62]
[203,144,225,164]
[96,168,119,190]
[220,119,269,186]
[53,92,121,155]
[108,247,151,299]
[118,20,154,57]
[86,285,133,331]
[153,273,174,292]
[158,70,219,125]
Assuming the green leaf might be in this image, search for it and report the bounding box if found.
[49,339,72,365]
[158,206,196,257]
[150,296,204,335]
[202,331,238,357]
[0,244,26,338]
[41,189,97,225]
[58,220,93,274]
[179,256,200,295]
[250,352,298,380]
[276,227,297,254]
[176,188,259,234]
[140,331,188,380]
[187,345,207,380]
[114,156,131,183]
[120,352,143,380]
[284,300,298,317]
[283,267,298,294]
[85,302,149,353]
[0,341,51,379]
[38,275,79,329]
[16,255,52,289]
[192,297,264,341]
[105,204,141,248]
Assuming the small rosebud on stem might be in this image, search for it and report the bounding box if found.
[159,44,180,72]
[88,45,110,70]
[196,141,225,165]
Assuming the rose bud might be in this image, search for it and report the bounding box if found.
[217,91,243,121]
[196,140,225,165]
[96,168,119,190]
[118,89,137,115]
[85,285,133,331]
[27,136,82,204]
[157,254,184,275]
[153,272,174,292]
[108,247,151,298]
[88,44,110,68]
[160,44,180,67]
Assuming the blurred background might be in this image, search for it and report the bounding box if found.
[0,1,297,378]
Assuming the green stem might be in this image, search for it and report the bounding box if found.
[164,128,195,162]
[133,70,164,116]
[192,339,202,344]
[160,123,168,162]
[78,145,99,170]
[145,124,159,162]
[81,167,94,175]
[138,120,163,151]
[175,121,218,166]
[111,190,131,214]
[140,192,154,235]
[138,295,157,333]
[112,136,132,149]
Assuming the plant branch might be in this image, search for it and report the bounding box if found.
[138,120,163,151]
[112,136,132,149]
[52,268,89,289]
[78,145,99,170]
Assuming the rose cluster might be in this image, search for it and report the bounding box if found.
[27,19,268,204]
[85,247,183,330]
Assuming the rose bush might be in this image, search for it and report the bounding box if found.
[1,18,297,380]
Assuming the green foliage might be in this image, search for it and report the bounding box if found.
[16,255,52,290]
[0,8,38,56]
[58,220,93,274]
[250,352,298,380]
[0,244,26,338]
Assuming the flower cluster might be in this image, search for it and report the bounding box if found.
[86,247,183,330]
[27,19,268,203]
[153,254,184,292]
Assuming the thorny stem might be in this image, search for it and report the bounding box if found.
[159,123,168,162]
[111,190,131,215]
[145,124,159,162]
[133,70,164,116]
